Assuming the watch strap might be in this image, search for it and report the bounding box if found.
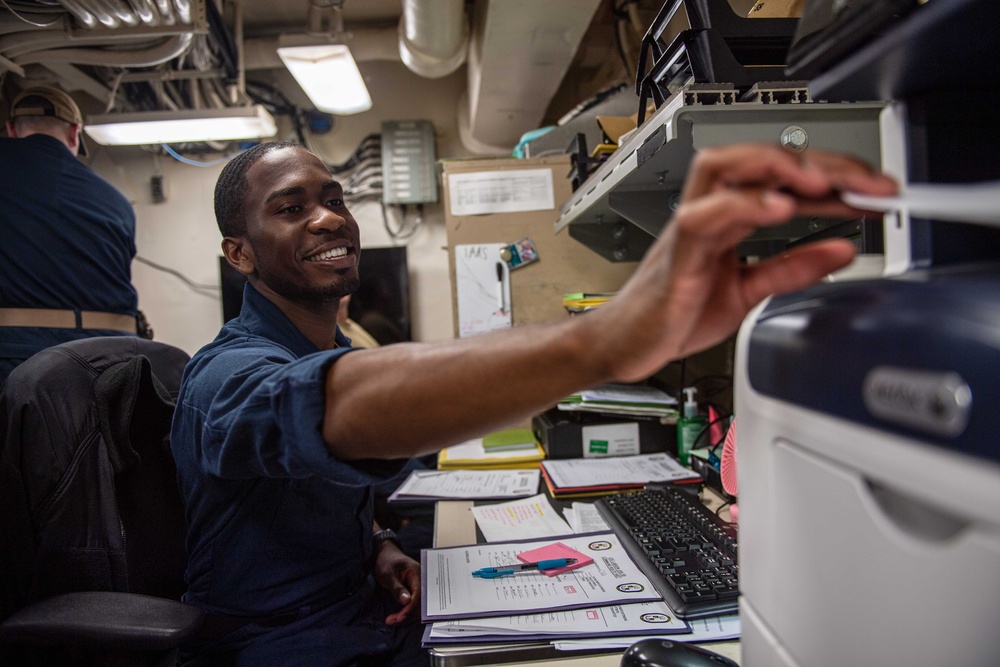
[373,528,402,551]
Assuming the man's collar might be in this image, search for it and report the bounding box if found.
[241,282,351,355]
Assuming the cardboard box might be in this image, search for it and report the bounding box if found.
[441,156,636,334]
[532,408,677,460]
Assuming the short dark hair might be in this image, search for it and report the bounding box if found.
[214,140,300,238]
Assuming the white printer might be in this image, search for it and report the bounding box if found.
[735,1,1000,664]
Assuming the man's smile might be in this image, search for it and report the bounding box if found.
[305,246,350,262]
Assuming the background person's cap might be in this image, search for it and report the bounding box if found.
[11,86,84,125]
[10,86,88,155]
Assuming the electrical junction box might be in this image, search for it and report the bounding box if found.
[381,120,438,205]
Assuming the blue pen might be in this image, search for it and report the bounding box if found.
[472,558,577,578]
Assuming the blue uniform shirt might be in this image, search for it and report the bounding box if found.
[0,134,138,379]
[171,283,413,665]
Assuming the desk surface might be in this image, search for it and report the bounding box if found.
[430,489,741,666]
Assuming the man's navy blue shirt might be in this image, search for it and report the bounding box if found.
[171,283,408,664]
[0,134,137,378]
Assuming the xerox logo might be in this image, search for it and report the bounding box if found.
[862,366,971,437]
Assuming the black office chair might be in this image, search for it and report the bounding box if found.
[0,337,204,666]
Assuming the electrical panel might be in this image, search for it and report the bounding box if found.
[380,120,438,205]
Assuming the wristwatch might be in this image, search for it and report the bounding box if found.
[372,528,402,551]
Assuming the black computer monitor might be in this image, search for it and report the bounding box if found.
[218,246,411,344]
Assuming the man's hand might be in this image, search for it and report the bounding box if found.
[593,144,898,383]
[373,541,421,626]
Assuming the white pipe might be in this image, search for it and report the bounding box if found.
[243,28,398,70]
[14,33,192,67]
[456,92,512,156]
[234,0,245,97]
[398,0,468,79]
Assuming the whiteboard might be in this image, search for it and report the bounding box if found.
[455,243,512,337]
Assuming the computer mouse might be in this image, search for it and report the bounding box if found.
[621,638,739,667]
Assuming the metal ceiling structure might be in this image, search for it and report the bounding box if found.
[0,0,616,153]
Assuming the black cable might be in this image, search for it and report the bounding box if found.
[612,0,640,77]
[688,415,729,452]
[135,256,220,294]
[329,144,381,174]
[715,500,732,518]
[326,135,381,172]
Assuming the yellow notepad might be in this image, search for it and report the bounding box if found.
[438,437,545,470]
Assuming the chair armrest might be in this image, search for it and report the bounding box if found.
[0,592,204,651]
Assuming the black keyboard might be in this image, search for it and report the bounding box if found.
[595,486,738,619]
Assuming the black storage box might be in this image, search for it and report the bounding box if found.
[532,407,677,460]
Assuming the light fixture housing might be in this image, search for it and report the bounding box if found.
[84,105,278,146]
[277,44,372,115]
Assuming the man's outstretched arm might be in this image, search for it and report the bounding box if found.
[323,145,896,460]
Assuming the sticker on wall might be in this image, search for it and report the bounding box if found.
[500,237,539,270]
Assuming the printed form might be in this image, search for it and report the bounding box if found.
[421,532,661,621]
[388,469,540,501]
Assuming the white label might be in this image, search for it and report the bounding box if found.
[448,169,555,216]
[580,422,641,458]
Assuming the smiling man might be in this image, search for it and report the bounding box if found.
[170,140,896,665]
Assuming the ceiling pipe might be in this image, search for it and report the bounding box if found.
[14,33,192,67]
[398,0,467,79]
[243,27,398,70]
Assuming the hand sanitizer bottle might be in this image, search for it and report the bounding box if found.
[676,387,707,466]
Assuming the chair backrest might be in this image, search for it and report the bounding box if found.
[0,337,191,624]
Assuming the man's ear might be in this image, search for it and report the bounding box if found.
[6,120,18,138]
[222,237,256,278]
[67,123,81,156]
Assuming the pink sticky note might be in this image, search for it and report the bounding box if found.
[517,542,593,577]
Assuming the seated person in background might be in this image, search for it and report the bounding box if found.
[170,140,896,665]
[0,86,139,382]
[336,293,380,349]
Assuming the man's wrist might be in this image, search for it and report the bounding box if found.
[373,528,402,552]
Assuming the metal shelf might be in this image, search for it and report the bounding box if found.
[554,84,885,262]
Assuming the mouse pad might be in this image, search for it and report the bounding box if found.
[516,541,593,577]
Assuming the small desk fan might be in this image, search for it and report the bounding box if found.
[720,418,739,522]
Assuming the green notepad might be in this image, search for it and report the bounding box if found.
[481,428,538,452]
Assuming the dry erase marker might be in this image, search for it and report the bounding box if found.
[472,558,577,578]
[495,262,505,313]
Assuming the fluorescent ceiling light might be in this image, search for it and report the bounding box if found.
[84,105,278,146]
[278,44,372,115]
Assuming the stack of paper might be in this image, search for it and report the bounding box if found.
[421,532,695,647]
[438,435,546,470]
[420,530,740,650]
[559,383,679,419]
[424,600,692,645]
[540,453,701,498]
